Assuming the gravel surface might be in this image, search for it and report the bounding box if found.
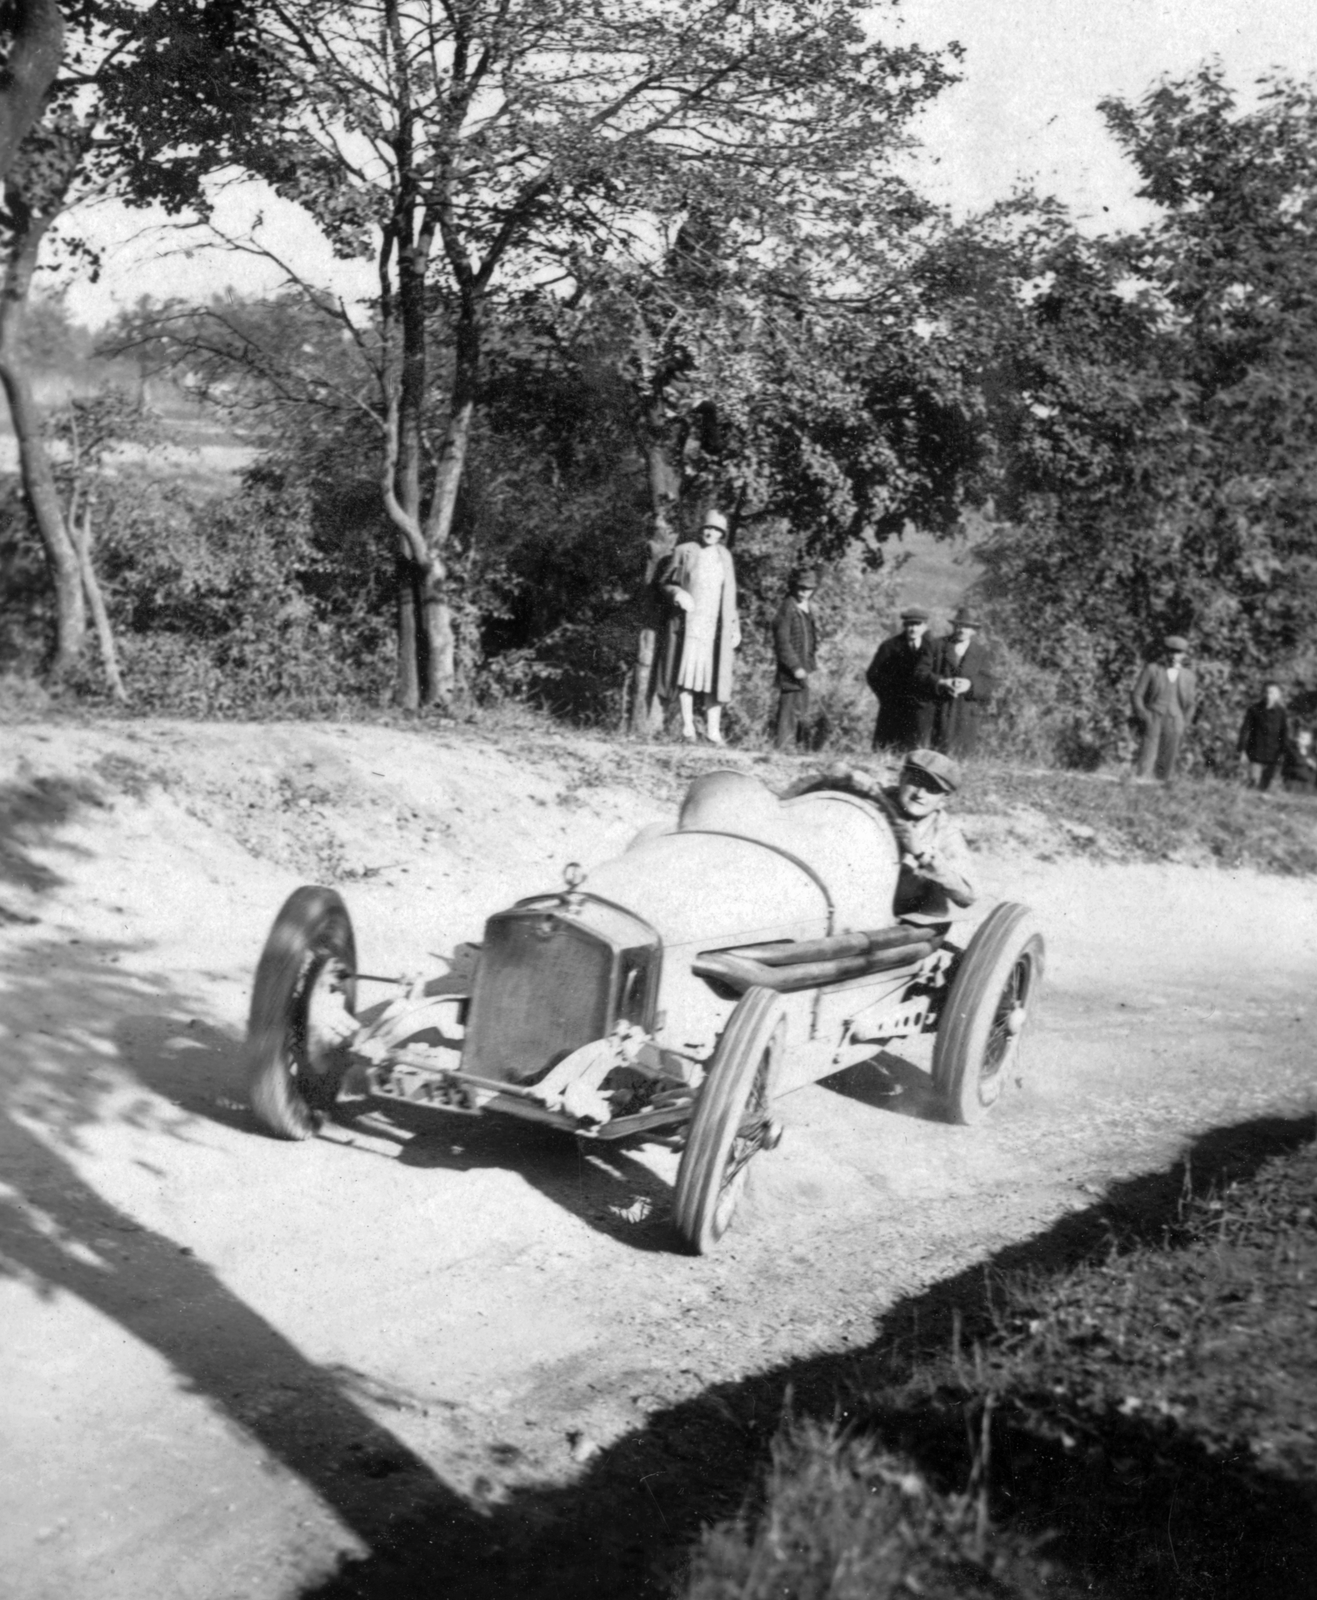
[1,721,1313,1599]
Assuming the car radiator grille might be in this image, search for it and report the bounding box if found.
[463,913,613,1084]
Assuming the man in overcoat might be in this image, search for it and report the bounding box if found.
[865,606,937,752]
[1130,634,1197,781]
[772,565,819,750]
[657,509,740,743]
[925,605,996,760]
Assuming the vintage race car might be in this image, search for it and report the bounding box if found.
[245,769,1045,1253]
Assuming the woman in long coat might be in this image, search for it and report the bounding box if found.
[657,509,741,743]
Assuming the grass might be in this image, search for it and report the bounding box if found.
[964,762,1317,877]
[7,679,1317,877]
[681,1123,1317,1600]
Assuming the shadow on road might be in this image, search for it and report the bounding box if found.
[355,1101,682,1251]
[0,938,480,1569]
[0,772,102,903]
[108,978,683,1249]
[821,1048,945,1121]
[292,1111,1317,1600]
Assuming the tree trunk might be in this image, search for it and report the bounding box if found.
[386,178,433,708]
[0,219,84,680]
[0,118,89,682]
[72,499,126,701]
[420,554,455,706]
[630,408,681,734]
[420,306,479,707]
[0,2,63,185]
[394,546,421,711]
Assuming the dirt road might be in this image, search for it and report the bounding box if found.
[2,722,1313,1599]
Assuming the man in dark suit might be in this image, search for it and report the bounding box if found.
[1236,681,1288,791]
[926,605,996,759]
[865,606,937,752]
[1130,634,1197,781]
[772,565,819,750]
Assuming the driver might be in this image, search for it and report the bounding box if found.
[784,749,977,927]
[885,749,977,926]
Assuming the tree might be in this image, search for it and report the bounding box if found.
[115,0,959,707]
[1101,68,1317,687]
[975,68,1317,766]
[0,0,283,687]
[0,1,63,181]
[0,110,94,681]
[486,174,983,731]
[46,389,156,699]
[0,0,77,675]
[0,0,172,687]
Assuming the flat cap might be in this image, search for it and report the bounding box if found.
[903,747,961,793]
[900,606,930,623]
[1164,634,1189,651]
[791,566,820,589]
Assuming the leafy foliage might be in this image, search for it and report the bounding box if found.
[975,71,1317,767]
[101,0,965,704]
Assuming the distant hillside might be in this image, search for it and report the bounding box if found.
[884,518,986,625]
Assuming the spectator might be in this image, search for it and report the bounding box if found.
[657,508,740,744]
[865,606,937,752]
[772,565,820,751]
[1283,726,1317,795]
[1130,634,1197,782]
[1236,681,1288,791]
[925,605,996,759]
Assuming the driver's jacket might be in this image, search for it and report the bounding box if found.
[881,787,977,925]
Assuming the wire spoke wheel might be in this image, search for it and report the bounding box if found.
[933,903,1044,1126]
[674,986,787,1254]
[711,1052,774,1237]
[982,955,1030,1078]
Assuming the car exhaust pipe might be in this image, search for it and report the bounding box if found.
[693,930,940,995]
[725,924,934,967]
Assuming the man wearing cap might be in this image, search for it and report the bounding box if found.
[865,607,938,752]
[925,605,996,760]
[1130,635,1197,781]
[783,748,977,924]
[885,748,977,924]
[772,565,820,750]
[657,507,741,744]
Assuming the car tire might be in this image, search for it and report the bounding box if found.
[932,902,1044,1125]
[247,886,358,1140]
[674,985,786,1254]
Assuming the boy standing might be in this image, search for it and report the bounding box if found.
[772,566,820,750]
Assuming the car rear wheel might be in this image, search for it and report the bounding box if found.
[932,902,1044,1125]
[674,985,786,1254]
[247,886,358,1140]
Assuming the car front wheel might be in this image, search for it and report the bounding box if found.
[673,985,786,1254]
[932,902,1044,1125]
[247,885,358,1140]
